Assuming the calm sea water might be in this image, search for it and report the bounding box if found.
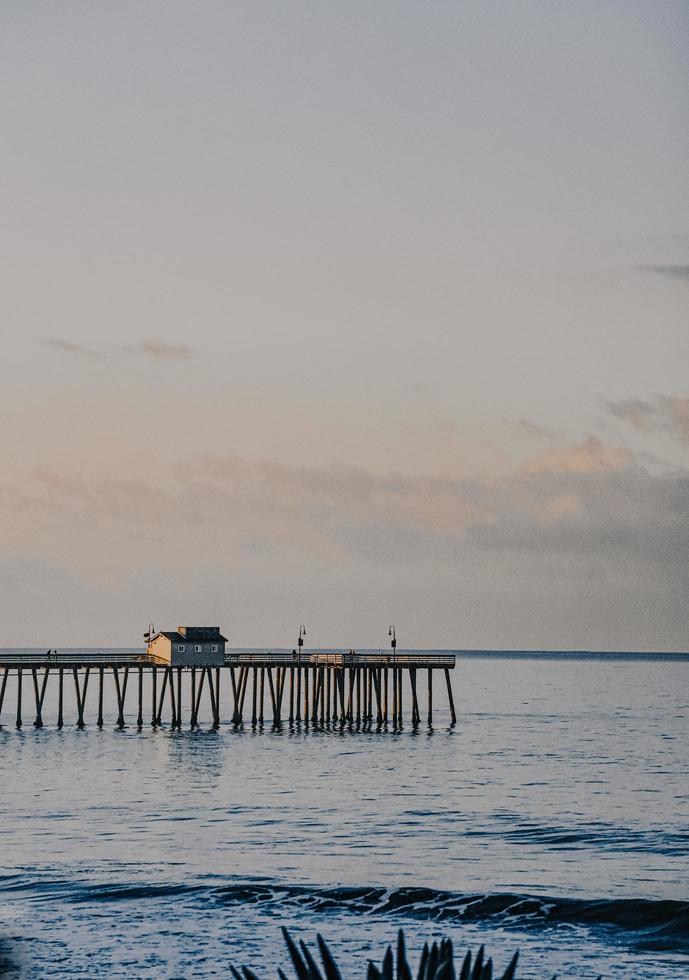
[1,652,688,979]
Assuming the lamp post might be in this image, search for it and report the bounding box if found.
[298,625,306,662]
[143,623,155,654]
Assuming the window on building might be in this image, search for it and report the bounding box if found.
[211,644,218,653]
[195,644,202,653]
[178,645,185,653]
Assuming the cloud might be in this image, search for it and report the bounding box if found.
[43,337,103,358]
[7,434,686,575]
[609,396,689,446]
[639,264,689,283]
[522,435,633,474]
[131,341,192,360]
[514,419,561,441]
[4,433,688,647]
[43,338,193,361]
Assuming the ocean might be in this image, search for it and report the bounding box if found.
[0,651,687,978]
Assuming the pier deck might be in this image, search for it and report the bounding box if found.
[0,650,456,731]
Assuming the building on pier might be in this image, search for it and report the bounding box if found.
[146,626,227,666]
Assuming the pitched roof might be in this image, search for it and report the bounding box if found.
[151,630,228,643]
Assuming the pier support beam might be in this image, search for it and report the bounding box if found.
[0,667,8,727]
[427,668,433,727]
[295,667,302,722]
[192,667,206,727]
[168,667,177,728]
[391,667,397,726]
[73,668,90,728]
[137,667,144,728]
[206,668,216,729]
[16,668,22,729]
[444,667,456,725]
[113,666,129,729]
[57,669,64,729]
[155,668,168,726]
[409,668,420,727]
[151,667,158,727]
[97,667,104,728]
[32,668,49,728]
[190,669,197,728]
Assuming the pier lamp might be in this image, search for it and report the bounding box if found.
[143,623,155,651]
[388,625,396,661]
[298,625,306,663]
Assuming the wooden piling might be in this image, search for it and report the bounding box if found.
[193,667,206,727]
[238,666,249,722]
[427,667,433,727]
[312,668,318,724]
[151,667,158,726]
[168,666,177,727]
[190,668,197,727]
[137,667,144,728]
[391,667,397,725]
[156,668,168,726]
[214,668,221,727]
[319,667,326,725]
[32,669,41,728]
[73,668,90,728]
[113,666,129,729]
[32,667,49,728]
[206,667,216,728]
[444,667,456,724]
[383,667,389,723]
[267,668,277,725]
[176,667,183,729]
[409,668,420,727]
[0,667,8,727]
[97,667,104,728]
[259,667,265,725]
[16,668,22,729]
[57,668,64,729]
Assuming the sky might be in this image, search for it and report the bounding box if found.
[1,1,688,650]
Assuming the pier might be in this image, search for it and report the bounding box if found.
[0,650,456,731]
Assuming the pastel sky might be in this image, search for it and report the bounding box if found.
[2,1,688,649]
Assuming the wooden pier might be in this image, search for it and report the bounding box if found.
[0,651,456,731]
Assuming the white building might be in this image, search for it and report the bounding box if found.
[147,626,227,666]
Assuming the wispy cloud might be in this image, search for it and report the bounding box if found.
[43,337,103,358]
[514,419,561,441]
[43,338,193,361]
[609,396,689,446]
[638,264,689,283]
[129,341,193,360]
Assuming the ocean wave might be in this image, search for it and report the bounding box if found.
[3,877,688,954]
